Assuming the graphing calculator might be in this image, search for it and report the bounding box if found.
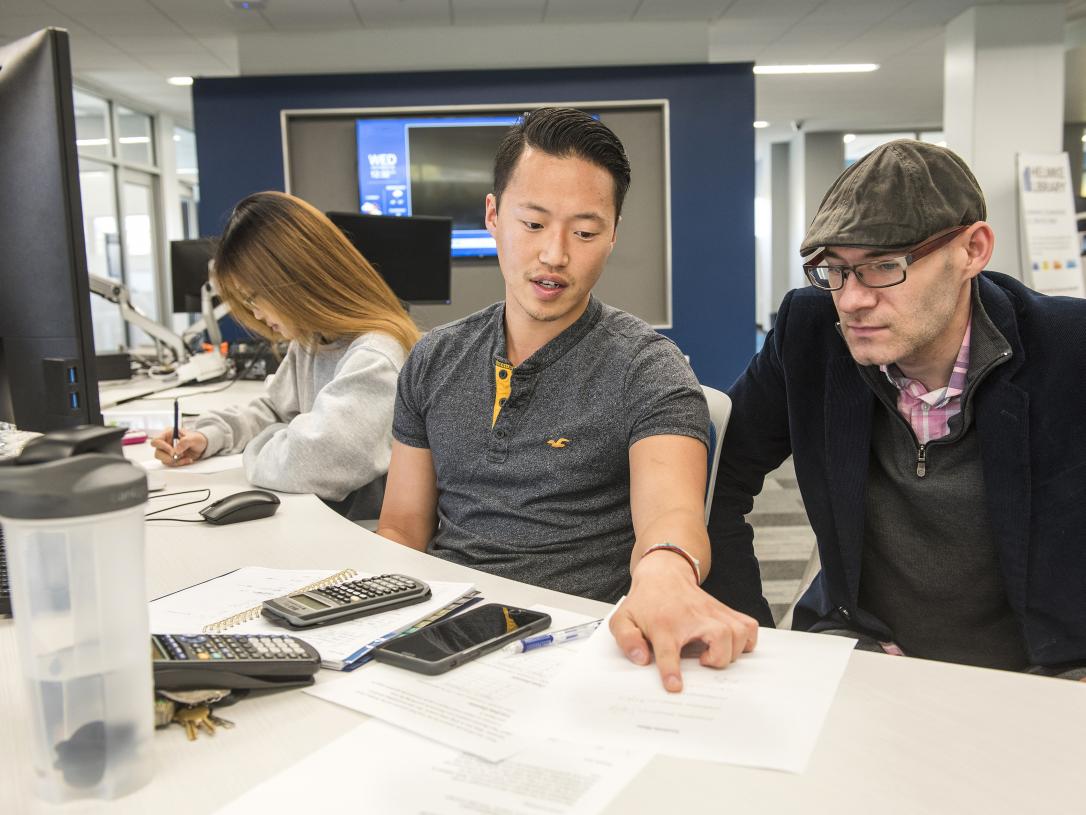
[152,633,321,691]
[0,526,11,617]
[260,574,432,629]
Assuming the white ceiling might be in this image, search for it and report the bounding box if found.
[2,0,1085,140]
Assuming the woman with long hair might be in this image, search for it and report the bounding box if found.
[151,191,420,519]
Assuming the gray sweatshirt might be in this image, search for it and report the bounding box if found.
[193,332,405,513]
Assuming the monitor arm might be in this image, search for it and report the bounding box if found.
[88,274,189,364]
[180,280,230,349]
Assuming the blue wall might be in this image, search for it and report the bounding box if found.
[193,63,754,389]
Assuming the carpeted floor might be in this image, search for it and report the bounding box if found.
[747,458,818,625]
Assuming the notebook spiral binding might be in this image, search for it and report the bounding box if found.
[202,568,359,633]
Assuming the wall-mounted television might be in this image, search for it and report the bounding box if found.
[355,114,518,258]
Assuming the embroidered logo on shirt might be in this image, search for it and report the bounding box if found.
[546,438,571,449]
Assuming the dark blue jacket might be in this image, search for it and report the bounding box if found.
[706,272,1086,669]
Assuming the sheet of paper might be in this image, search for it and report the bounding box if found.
[148,566,475,669]
[519,616,855,773]
[306,606,596,761]
[141,453,244,473]
[215,718,650,815]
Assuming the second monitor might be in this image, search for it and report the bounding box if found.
[170,238,217,314]
[326,212,452,305]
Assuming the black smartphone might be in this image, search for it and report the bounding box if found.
[372,603,551,675]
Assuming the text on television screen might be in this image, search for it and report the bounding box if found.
[356,114,519,258]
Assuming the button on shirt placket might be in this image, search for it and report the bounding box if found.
[489,362,527,463]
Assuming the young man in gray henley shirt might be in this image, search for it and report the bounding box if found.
[378,108,760,692]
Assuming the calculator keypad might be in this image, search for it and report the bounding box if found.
[314,574,419,606]
[0,526,10,616]
[155,633,313,662]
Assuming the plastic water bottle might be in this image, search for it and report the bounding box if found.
[0,453,153,802]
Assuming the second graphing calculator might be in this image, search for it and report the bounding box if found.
[261,574,431,629]
[152,633,321,691]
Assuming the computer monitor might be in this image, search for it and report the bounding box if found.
[0,28,101,432]
[170,238,217,313]
[326,212,453,305]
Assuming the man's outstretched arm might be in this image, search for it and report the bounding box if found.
[610,434,759,693]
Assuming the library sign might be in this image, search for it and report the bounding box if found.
[1016,153,1086,298]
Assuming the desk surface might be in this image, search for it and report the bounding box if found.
[99,376,268,414]
[1,393,1083,813]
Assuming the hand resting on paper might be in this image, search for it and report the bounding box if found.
[150,428,209,467]
[609,551,759,694]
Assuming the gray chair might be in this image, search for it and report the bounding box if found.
[700,385,732,523]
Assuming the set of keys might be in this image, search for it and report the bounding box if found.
[171,704,235,741]
[156,688,236,742]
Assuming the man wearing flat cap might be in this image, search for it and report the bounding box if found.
[706,139,1086,679]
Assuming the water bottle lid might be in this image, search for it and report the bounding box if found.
[0,453,147,519]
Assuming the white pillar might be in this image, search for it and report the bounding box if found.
[754,153,772,330]
[769,140,792,322]
[155,113,189,335]
[789,131,844,290]
[943,3,1066,279]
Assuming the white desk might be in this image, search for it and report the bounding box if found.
[1,394,1083,813]
[99,376,269,420]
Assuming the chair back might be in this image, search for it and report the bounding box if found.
[701,385,732,523]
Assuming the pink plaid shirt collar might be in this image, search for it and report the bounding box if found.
[879,319,972,445]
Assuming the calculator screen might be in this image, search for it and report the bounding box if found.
[292,594,330,610]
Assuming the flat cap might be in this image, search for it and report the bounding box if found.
[800,139,986,256]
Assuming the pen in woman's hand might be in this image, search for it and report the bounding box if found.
[172,398,180,461]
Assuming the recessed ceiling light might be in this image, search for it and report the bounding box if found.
[843,133,857,144]
[753,64,879,75]
[226,0,266,9]
[753,120,769,129]
[168,76,194,86]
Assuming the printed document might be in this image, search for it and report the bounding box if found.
[215,718,650,815]
[519,618,855,773]
[306,607,596,761]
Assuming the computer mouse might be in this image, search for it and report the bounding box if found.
[199,490,280,525]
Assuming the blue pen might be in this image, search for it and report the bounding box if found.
[503,619,603,654]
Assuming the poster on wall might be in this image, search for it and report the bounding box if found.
[1016,152,1086,299]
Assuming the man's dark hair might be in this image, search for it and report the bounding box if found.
[493,107,632,216]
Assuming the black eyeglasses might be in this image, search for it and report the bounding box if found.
[802,225,970,291]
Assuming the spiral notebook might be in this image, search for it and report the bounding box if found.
[149,566,477,670]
